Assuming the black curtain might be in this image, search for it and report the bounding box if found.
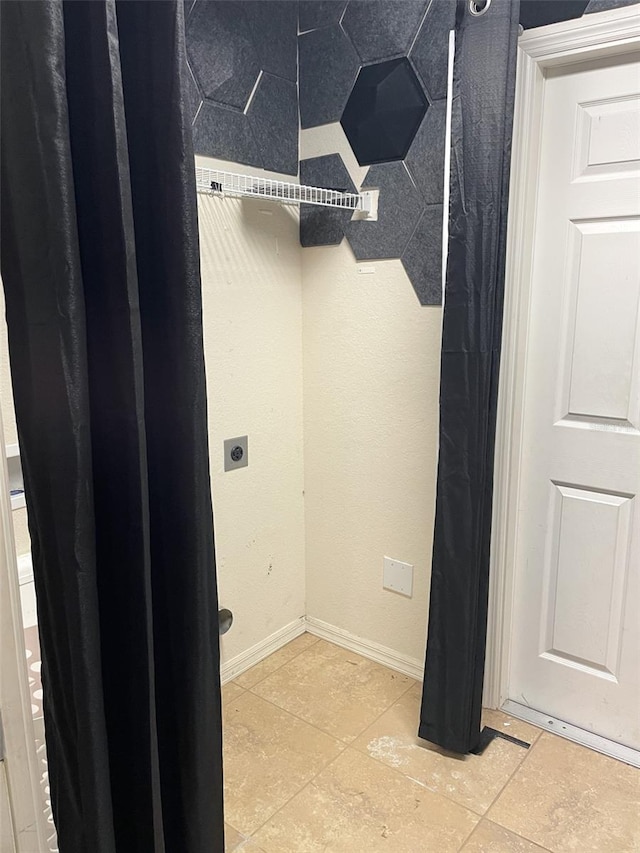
[0,2,224,849]
[419,0,520,755]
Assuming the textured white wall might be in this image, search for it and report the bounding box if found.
[302,241,442,663]
[197,156,306,665]
[2,159,442,669]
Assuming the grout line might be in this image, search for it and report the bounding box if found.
[481,730,542,821]
[235,632,319,690]
[243,759,329,841]
[244,70,263,115]
[226,708,349,838]
[457,818,485,852]
[237,637,416,750]
[408,0,435,56]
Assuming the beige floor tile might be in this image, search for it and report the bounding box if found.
[481,708,543,747]
[224,823,245,852]
[222,682,245,704]
[488,732,640,852]
[251,640,413,743]
[223,690,343,835]
[253,747,479,853]
[352,684,536,815]
[234,633,320,689]
[462,820,549,851]
[241,842,268,852]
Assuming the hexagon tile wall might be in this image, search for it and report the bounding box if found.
[184,0,454,306]
[299,0,456,306]
[184,2,636,306]
[185,0,299,177]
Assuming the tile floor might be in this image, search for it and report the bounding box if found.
[222,633,640,853]
[23,627,640,851]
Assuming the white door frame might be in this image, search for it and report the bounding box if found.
[0,403,48,850]
[484,5,640,715]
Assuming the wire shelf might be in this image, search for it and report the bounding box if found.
[195,167,372,215]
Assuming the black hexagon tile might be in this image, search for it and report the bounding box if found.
[401,204,443,306]
[187,1,261,110]
[300,154,357,247]
[247,74,299,176]
[192,101,263,168]
[244,1,298,83]
[299,0,348,33]
[342,0,429,63]
[346,162,423,260]
[409,0,456,102]
[299,24,360,128]
[341,58,428,166]
[404,99,446,204]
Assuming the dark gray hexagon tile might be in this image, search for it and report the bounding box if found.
[192,101,263,168]
[299,24,360,128]
[342,0,429,63]
[247,73,299,176]
[585,0,639,11]
[404,99,446,204]
[401,204,443,305]
[184,60,202,126]
[346,162,423,260]
[187,1,261,110]
[299,0,347,33]
[300,154,357,247]
[409,0,456,101]
[244,1,298,83]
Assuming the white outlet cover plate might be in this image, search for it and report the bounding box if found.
[383,556,413,598]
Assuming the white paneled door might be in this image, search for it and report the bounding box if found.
[508,51,640,750]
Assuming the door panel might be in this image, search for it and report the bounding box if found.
[509,52,640,749]
[562,220,640,426]
[540,483,632,678]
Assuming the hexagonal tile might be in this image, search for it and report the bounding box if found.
[520,0,588,29]
[244,1,298,83]
[585,0,638,12]
[401,204,443,305]
[299,0,347,33]
[300,154,357,247]
[187,1,261,110]
[404,98,446,204]
[247,73,299,176]
[299,24,360,128]
[192,101,263,168]
[342,0,429,63]
[409,0,456,101]
[341,58,428,166]
[346,162,423,260]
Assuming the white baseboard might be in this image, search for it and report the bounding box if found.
[21,592,423,687]
[304,616,424,682]
[220,616,306,684]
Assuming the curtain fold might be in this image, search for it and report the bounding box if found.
[0,1,224,849]
[419,0,520,755]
